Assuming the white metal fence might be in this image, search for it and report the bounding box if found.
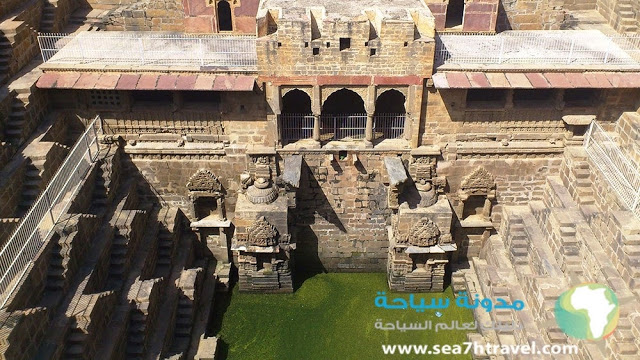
[584,121,640,217]
[436,31,640,66]
[281,113,407,142]
[374,114,406,140]
[0,116,101,308]
[38,32,258,70]
[280,114,314,144]
[321,114,368,141]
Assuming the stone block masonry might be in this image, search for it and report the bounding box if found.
[292,151,404,272]
[498,0,566,30]
[105,0,186,32]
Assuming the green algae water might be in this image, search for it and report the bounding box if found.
[212,273,474,359]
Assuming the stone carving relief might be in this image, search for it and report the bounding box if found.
[187,169,223,197]
[460,167,495,195]
[247,216,279,246]
[244,154,279,204]
[246,177,279,204]
[399,218,441,247]
[457,167,496,222]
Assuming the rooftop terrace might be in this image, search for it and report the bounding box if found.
[436,30,640,71]
[38,32,258,73]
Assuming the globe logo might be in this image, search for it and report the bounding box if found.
[554,283,619,340]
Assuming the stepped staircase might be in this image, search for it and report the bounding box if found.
[45,234,65,292]
[126,309,146,357]
[0,36,9,85]
[16,158,43,217]
[40,1,56,33]
[63,328,88,359]
[154,229,175,278]
[616,0,638,33]
[470,116,640,357]
[172,295,194,352]
[5,94,28,146]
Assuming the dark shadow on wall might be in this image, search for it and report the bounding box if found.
[496,1,513,32]
[206,278,235,360]
[297,158,347,233]
[293,225,327,291]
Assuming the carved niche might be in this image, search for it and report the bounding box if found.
[187,169,225,221]
[247,216,279,247]
[398,218,441,247]
[457,167,496,222]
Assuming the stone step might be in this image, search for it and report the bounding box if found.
[111,246,127,256]
[157,257,171,265]
[128,332,144,344]
[46,278,64,289]
[65,344,84,356]
[48,267,64,277]
[6,118,25,128]
[22,188,40,200]
[67,331,87,344]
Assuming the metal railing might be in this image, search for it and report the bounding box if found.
[38,32,258,70]
[280,113,407,142]
[321,114,367,141]
[280,114,314,143]
[0,116,102,308]
[584,121,640,217]
[436,31,640,66]
[374,114,406,140]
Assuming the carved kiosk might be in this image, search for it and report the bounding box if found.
[385,149,456,292]
[187,169,232,261]
[453,167,496,260]
[231,150,297,292]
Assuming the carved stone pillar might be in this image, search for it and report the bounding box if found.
[313,113,321,142]
[365,112,374,144]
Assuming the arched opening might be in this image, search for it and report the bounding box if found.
[217,0,233,31]
[321,89,366,141]
[282,90,311,114]
[374,90,406,139]
[281,90,313,144]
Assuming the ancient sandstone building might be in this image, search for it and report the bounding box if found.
[0,0,640,358]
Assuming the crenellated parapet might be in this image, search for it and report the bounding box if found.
[256,0,435,79]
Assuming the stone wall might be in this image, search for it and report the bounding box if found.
[79,0,140,10]
[0,90,11,141]
[257,16,435,78]
[596,0,640,33]
[424,0,499,31]
[12,0,43,31]
[438,156,563,228]
[47,0,82,33]
[615,111,640,167]
[564,0,597,10]
[59,89,272,146]
[182,0,260,33]
[497,0,566,30]
[423,88,640,146]
[126,147,249,221]
[105,0,186,32]
[98,0,260,33]
[0,161,26,218]
[0,21,40,81]
[0,0,26,19]
[289,151,404,272]
[0,307,49,360]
